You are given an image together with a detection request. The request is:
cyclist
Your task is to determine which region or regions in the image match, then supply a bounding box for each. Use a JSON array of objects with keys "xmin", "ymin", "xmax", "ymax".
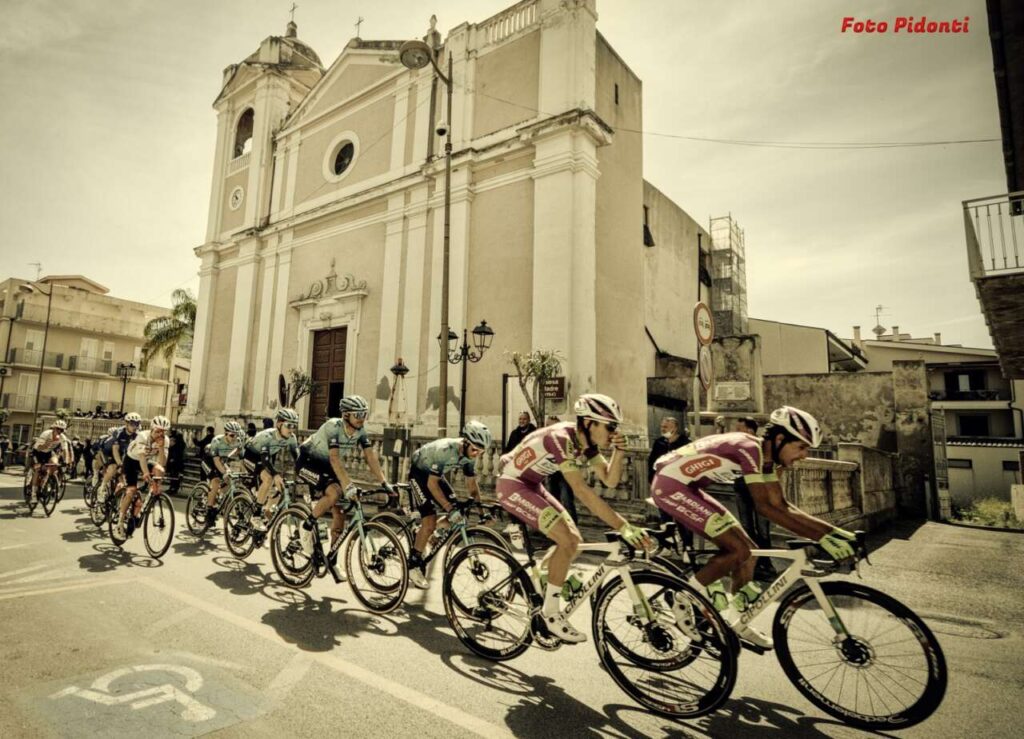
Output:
[
  {"xmin": 295, "ymin": 395, "xmax": 392, "ymax": 560},
  {"xmin": 497, "ymin": 393, "xmax": 652, "ymax": 644},
  {"xmin": 98, "ymin": 413, "xmax": 141, "ymax": 502},
  {"xmin": 200, "ymin": 420, "xmax": 246, "ymax": 527},
  {"xmin": 29, "ymin": 419, "xmax": 69, "ymax": 502},
  {"xmin": 650, "ymin": 405, "xmax": 857, "ymax": 648},
  {"xmin": 89, "ymin": 426, "xmax": 119, "ymax": 490},
  {"xmin": 244, "ymin": 408, "xmax": 300, "ymax": 531},
  {"xmin": 115, "ymin": 415, "xmax": 171, "ymax": 539},
  {"xmin": 406, "ymin": 420, "xmax": 491, "ymax": 589}
]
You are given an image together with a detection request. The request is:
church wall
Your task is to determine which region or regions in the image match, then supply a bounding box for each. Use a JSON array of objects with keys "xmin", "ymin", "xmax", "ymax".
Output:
[
  {"xmin": 594, "ymin": 34, "xmax": 646, "ymax": 426},
  {"xmin": 292, "ymin": 96, "xmax": 396, "ymax": 207},
  {"xmin": 472, "ymin": 30, "xmax": 541, "ymax": 138},
  {"xmin": 293, "ymin": 200, "xmax": 388, "ymax": 241},
  {"xmin": 465, "ymin": 176, "xmax": 535, "ymax": 420},
  {"xmin": 220, "ymin": 169, "xmax": 249, "ymax": 235},
  {"xmin": 403, "ymin": 83, "xmax": 419, "ymax": 167},
  {"xmin": 243, "ymin": 264, "xmax": 266, "ymax": 411},
  {"xmin": 203, "ymin": 265, "xmax": 238, "ymax": 412},
  {"xmin": 302, "ymin": 64, "xmax": 395, "ymax": 122}
]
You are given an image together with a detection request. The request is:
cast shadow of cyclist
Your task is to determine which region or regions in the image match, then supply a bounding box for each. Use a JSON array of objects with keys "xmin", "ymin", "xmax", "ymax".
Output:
[
  {"xmin": 0, "ymin": 502, "xmax": 26, "ymax": 520},
  {"xmin": 77, "ymin": 542, "xmax": 164, "ymax": 573},
  {"xmin": 61, "ymin": 519, "xmax": 111, "ymax": 543},
  {"xmin": 260, "ymin": 590, "xmax": 396, "ymax": 652},
  {"xmin": 171, "ymin": 529, "xmax": 225, "ymax": 558},
  {"xmin": 680, "ymin": 694, "xmax": 899, "ymax": 738},
  {"xmin": 206, "ymin": 555, "xmax": 303, "ymax": 601}
]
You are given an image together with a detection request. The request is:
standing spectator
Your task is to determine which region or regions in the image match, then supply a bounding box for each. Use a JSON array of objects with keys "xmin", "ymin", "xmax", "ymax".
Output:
[
  {"xmin": 246, "ymin": 421, "xmax": 258, "ymax": 439},
  {"xmin": 542, "ymin": 415, "xmax": 578, "ymax": 524},
  {"xmin": 503, "ymin": 411, "xmax": 537, "ymax": 453},
  {"xmin": 195, "ymin": 426, "xmax": 215, "ymax": 458},
  {"xmin": 647, "ymin": 416, "xmax": 689, "ymax": 482},
  {"xmin": 262, "ymin": 417, "xmax": 274, "ymax": 430},
  {"xmin": 733, "ymin": 416, "xmax": 758, "ymax": 435},
  {"xmin": 82, "ymin": 437, "xmax": 94, "ymax": 481},
  {"xmin": 166, "ymin": 430, "xmax": 186, "ymax": 494},
  {"xmin": 72, "ymin": 437, "xmax": 85, "ymax": 478},
  {"xmin": 0, "ymin": 433, "xmax": 9, "ymax": 471}
]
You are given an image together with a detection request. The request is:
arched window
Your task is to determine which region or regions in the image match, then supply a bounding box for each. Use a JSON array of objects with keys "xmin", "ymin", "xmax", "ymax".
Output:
[{"xmin": 233, "ymin": 108, "xmax": 254, "ymax": 158}]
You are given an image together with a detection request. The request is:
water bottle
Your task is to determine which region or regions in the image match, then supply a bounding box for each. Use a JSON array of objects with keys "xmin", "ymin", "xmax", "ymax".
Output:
[
  {"xmin": 504, "ymin": 523, "xmax": 524, "ymax": 549},
  {"xmin": 561, "ymin": 572, "xmax": 584, "ymax": 600}
]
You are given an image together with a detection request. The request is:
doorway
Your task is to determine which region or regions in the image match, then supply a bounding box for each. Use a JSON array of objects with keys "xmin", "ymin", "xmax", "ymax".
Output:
[{"xmin": 309, "ymin": 327, "xmax": 347, "ymax": 429}]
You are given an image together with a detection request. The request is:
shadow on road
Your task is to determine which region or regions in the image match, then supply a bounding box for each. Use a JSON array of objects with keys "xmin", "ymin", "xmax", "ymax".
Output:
[
  {"xmin": 61, "ymin": 519, "xmax": 109, "ymax": 544},
  {"xmin": 78, "ymin": 542, "xmax": 164, "ymax": 573},
  {"xmin": 260, "ymin": 591, "xmax": 396, "ymax": 652},
  {"xmin": 0, "ymin": 501, "xmax": 26, "ymax": 520},
  {"xmin": 171, "ymin": 530, "xmax": 223, "ymax": 558},
  {"xmin": 686, "ymin": 694, "xmax": 895, "ymax": 738}
]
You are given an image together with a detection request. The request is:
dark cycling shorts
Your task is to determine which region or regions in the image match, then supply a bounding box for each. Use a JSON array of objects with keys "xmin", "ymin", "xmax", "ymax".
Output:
[
  {"xmin": 32, "ymin": 449, "xmax": 54, "ymax": 466},
  {"xmin": 200, "ymin": 457, "xmax": 222, "ymax": 482},
  {"xmin": 123, "ymin": 457, "xmax": 155, "ymax": 487},
  {"xmin": 409, "ymin": 466, "xmax": 456, "ymax": 518},
  {"xmin": 242, "ymin": 449, "xmax": 269, "ymax": 479},
  {"xmin": 295, "ymin": 449, "xmax": 338, "ymax": 497}
]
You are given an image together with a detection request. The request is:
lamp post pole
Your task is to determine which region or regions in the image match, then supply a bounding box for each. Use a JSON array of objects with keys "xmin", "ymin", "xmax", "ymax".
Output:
[
  {"xmin": 442, "ymin": 320, "xmax": 494, "ymax": 432},
  {"xmin": 29, "ymin": 283, "xmax": 54, "ymax": 435},
  {"xmin": 118, "ymin": 362, "xmax": 137, "ymax": 415}
]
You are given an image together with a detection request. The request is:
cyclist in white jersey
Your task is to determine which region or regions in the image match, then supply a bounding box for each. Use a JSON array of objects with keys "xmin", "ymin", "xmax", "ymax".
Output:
[
  {"xmin": 115, "ymin": 416, "xmax": 170, "ymax": 539},
  {"xmin": 29, "ymin": 419, "xmax": 69, "ymax": 501}
]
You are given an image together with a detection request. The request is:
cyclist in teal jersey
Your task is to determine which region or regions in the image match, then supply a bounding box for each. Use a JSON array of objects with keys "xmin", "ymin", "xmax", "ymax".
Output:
[
  {"xmin": 406, "ymin": 421, "xmax": 491, "ymax": 589},
  {"xmin": 243, "ymin": 408, "xmax": 300, "ymax": 527},
  {"xmin": 200, "ymin": 421, "xmax": 246, "ymax": 526},
  {"xmin": 295, "ymin": 395, "xmax": 392, "ymax": 558}
]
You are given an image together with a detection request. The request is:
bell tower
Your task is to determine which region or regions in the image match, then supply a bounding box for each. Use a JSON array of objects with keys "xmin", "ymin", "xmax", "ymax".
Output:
[{"xmin": 205, "ymin": 20, "xmax": 323, "ymax": 241}]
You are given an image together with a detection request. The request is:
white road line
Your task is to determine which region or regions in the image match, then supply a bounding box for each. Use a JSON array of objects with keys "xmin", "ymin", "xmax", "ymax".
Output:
[
  {"xmin": 144, "ymin": 607, "xmax": 199, "ymax": 637},
  {"xmin": 0, "ymin": 543, "xmax": 31, "ymax": 551},
  {"xmin": 156, "ymin": 650, "xmax": 248, "ymax": 672},
  {"xmin": 267, "ymin": 651, "xmax": 313, "ymax": 695},
  {"xmin": 142, "ymin": 578, "xmax": 514, "ymax": 739},
  {"xmin": 0, "ymin": 562, "xmax": 50, "ymax": 580},
  {"xmin": 0, "ymin": 578, "xmax": 136, "ymax": 602},
  {"xmin": 4, "ymin": 568, "xmax": 76, "ymax": 585}
]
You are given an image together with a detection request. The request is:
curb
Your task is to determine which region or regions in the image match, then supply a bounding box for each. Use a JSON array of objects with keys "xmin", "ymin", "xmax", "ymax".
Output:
[{"xmin": 939, "ymin": 519, "xmax": 1024, "ymax": 535}]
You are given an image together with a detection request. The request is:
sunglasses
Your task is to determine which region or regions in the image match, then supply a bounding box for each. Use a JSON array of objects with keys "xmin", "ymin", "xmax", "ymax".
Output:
[
  {"xmin": 225, "ymin": 432, "xmax": 237, "ymax": 438},
  {"xmin": 348, "ymin": 411, "xmax": 368, "ymax": 420},
  {"xmin": 604, "ymin": 422, "xmax": 619, "ymax": 434},
  {"xmin": 284, "ymin": 422, "xmax": 298, "ymax": 430}
]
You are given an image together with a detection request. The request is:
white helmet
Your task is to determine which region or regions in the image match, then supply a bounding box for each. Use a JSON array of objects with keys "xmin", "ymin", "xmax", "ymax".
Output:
[
  {"xmin": 124, "ymin": 412, "xmax": 142, "ymax": 424},
  {"xmin": 573, "ymin": 393, "xmax": 623, "ymax": 425},
  {"xmin": 150, "ymin": 415, "xmax": 171, "ymax": 430},
  {"xmin": 339, "ymin": 395, "xmax": 370, "ymax": 415},
  {"xmin": 768, "ymin": 406, "xmax": 822, "ymax": 447},
  {"xmin": 52, "ymin": 419, "xmax": 68, "ymax": 430},
  {"xmin": 223, "ymin": 421, "xmax": 244, "ymax": 435},
  {"xmin": 276, "ymin": 407, "xmax": 300, "ymax": 425},
  {"xmin": 462, "ymin": 420, "xmax": 493, "ymax": 450}
]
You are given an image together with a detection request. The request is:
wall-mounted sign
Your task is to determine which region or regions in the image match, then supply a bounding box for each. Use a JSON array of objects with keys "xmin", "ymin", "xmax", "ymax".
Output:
[
  {"xmin": 693, "ymin": 302, "xmax": 715, "ymax": 347},
  {"xmin": 541, "ymin": 376, "xmax": 565, "ymax": 400},
  {"xmin": 698, "ymin": 345, "xmax": 713, "ymax": 390},
  {"xmin": 714, "ymin": 381, "xmax": 750, "ymax": 401}
]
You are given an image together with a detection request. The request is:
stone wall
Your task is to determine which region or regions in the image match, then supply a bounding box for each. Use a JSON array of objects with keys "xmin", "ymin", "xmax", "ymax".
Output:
[
  {"xmin": 892, "ymin": 360, "xmax": 933, "ymax": 515},
  {"xmin": 838, "ymin": 442, "xmax": 898, "ymax": 526}
]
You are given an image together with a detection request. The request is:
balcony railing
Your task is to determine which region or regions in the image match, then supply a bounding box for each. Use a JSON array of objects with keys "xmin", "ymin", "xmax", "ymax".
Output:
[
  {"xmin": 68, "ymin": 355, "xmax": 115, "ymax": 375},
  {"xmin": 963, "ymin": 192, "xmax": 1024, "ymax": 277},
  {"xmin": 19, "ymin": 303, "xmax": 150, "ymax": 337},
  {"xmin": 928, "ymin": 389, "xmax": 1011, "ymax": 401},
  {"xmin": 7, "ymin": 348, "xmax": 66, "ymax": 369}
]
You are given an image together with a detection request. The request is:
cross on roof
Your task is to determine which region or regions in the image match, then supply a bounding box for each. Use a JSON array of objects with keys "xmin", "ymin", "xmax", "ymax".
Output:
[
  {"xmin": 355, "ymin": 16, "xmax": 364, "ymax": 37},
  {"xmin": 289, "ymin": 3, "xmax": 297, "ymax": 22}
]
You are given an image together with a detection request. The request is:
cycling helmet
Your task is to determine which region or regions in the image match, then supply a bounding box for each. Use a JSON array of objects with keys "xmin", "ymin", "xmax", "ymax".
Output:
[
  {"xmin": 275, "ymin": 407, "xmax": 300, "ymax": 425},
  {"xmin": 462, "ymin": 420, "xmax": 493, "ymax": 450},
  {"xmin": 768, "ymin": 406, "xmax": 822, "ymax": 447},
  {"xmin": 223, "ymin": 420, "xmax": 244, "ymax": 435},
  {"xmin": 51, "ymin": 419, "xmax": 68, "ymax": 430},
  {"xmin": 124, "ymin": 412, "xmax": 142, "ymax": 424},
  {"xmin": 150, "ymin": 415, "xmax": 171, "ymax": 430},
  {"xmin": 573, "ymin": 393, "xmax": 623, "ymax": 425},
  {"xmin": 339, "ymin": 395, "xmax": 370, "ymax": 415}
]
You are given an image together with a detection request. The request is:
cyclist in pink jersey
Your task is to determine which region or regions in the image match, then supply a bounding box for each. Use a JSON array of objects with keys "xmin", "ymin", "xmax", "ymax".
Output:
[
  {"xmin": 651, "ymin": 406, "xmax": 857, "ymax": 648},
  {"xmin": 497, "ymin": 393, "xmax": 651, "ymax": 644}
]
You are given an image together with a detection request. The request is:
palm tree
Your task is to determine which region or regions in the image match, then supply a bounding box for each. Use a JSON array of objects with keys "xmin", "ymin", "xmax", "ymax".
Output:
[{"xmin": 142, "ymin": 289, "xmax": 196, "ymax": 364}]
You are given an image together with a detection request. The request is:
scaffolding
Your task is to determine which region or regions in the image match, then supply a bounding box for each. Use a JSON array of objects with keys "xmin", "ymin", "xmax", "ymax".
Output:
[{"xmin": 709, "ymin": 215, "xmax": 748, "ymax": 336}]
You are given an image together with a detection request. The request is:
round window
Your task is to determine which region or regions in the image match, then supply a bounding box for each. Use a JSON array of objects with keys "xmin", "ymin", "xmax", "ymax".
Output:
[{"xmin": 333, "ymin": 142, "xmax": 355, "ymax": 176}]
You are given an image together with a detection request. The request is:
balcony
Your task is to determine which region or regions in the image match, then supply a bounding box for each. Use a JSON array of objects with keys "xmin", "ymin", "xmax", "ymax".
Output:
[
  {"xmin": 19, "ymin": 303, "xmax": 150, "ymax": 338},
  {"xmin": 0, "ymin": 394, "xmax": 73, "ymax": 413},
  {"xmin": 68, "ymin": 355, "xmax": 116, "ymax": 375},
  {"xmin": 7, "ymin": 348, "xmax": 66, "ymax": 370},
  {"xmin": 963, "ymin": 192, "xmax": 1024, "ymax": 378}
]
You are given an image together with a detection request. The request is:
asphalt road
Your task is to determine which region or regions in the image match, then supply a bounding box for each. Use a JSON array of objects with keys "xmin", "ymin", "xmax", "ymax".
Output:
[{"xmin": 0, "ymin": 471, "xmax": 1021, "ymax": 738}]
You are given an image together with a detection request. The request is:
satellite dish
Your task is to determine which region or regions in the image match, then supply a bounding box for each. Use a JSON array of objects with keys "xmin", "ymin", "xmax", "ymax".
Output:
[{"xmin": 278, "ymin": 374, "xmax": 288, "ymax": 407}]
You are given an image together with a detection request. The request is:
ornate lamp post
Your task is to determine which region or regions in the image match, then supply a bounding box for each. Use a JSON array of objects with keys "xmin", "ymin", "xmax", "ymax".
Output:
[
  {"xmin": 117, "ymin": 362, "xmax": 137, "ymax": 415},
  {"xmin": 439, "ymin": 320, "xmax": 494, "ymax": 431}
]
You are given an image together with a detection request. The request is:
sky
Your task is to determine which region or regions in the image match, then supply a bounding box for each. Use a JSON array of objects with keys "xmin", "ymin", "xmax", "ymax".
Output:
[{"xmin": 0, "ymin": 0, "xmax": 1005, "ymax": 348}]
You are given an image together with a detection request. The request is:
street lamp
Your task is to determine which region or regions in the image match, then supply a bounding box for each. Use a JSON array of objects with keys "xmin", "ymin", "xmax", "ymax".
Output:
[
  {"xmin": 23, "ymin": 281, "xmax": 54, "ymax": 436},
  {"xmin": 439, "ymin": 320, "xmax": 494, "ymax": 431},
  {"xmin": 117, "ymin": 362, "xmax": 136, "ymax": 415},
  {"xmin": 399, "ymin": 30, "xmax": 455, "ymax": 437}
]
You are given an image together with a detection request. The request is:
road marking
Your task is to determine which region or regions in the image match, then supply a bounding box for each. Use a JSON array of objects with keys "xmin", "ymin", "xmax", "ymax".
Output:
[
  {"xmin": 142, "ymin": 578, "xmax": 515, "ymax": 739},
  {"xmin": 0, "ymin": 562, "xmax": 50, "ymax": 580},
  {"xmin": 0, "ymin": 577, "xmax": 135, "ymax": 602},
  {"xmin": 0, "ymin": 543, "xmax": 30, "ymax": 551},
  {"xmin": 52, "ymin": 664, "xmax": 216, "ymax": 722},
  {"xmin": 267, "ymin": 651, "xmax": 313, "ymax": 696},
  {"xmin": 157, "ymin": 651, "xmax": 247, "ymax": 672},
  {"xmin": 4, "ymin": 568, "xmax": 77, "ymax": 585}
]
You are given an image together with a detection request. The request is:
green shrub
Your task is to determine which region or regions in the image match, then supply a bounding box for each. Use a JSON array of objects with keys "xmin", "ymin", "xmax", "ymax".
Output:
[{"xmin": 952, "ymin": 497, "xmax": 1022, "ymax": 529}]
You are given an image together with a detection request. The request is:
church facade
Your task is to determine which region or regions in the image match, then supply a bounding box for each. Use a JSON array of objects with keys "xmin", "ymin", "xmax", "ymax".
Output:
[{"xmin": 184, "ymin": 0, "xmax": 709, "ymax": 436}]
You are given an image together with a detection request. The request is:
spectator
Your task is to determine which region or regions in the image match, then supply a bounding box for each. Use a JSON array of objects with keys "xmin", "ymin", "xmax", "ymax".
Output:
[
  {"xmin": 543, "ymin": 415, "xmax": 578, "ymax": 524},
  {"xmin": 0, "ymin": 433, "xmax": 8, "ymax": 471},
  {"xmin": 246, "ymin": 422, "xmax": 258, "ymax": 439},
  {"xmin": 166, "ymin": 430, "xmax": 186, "ymax": 494},
  {"xmin": 647, "ymin": 416, "xmax": 689, "ymax": 483},
  {"xmin": 195, "ymin": 426, "xmax": 215, "ymax": 457},
  {"xmin": 262, "ymin": 417, "xmax": 274, "ymax": 430},
  {"xmin": 734, "ymin": 416, "xmax": 758, "ymax": 435},
  {"xmin": 82, "ymin": 437, "xmax": 94, "ymax": 480},
  {"xmin": 503, "ymin": 411, "xmax": 537, "ymax": 453},
  {"xmin": 72, "ymin": 437, "xmax": 84, "ymax": 478}
]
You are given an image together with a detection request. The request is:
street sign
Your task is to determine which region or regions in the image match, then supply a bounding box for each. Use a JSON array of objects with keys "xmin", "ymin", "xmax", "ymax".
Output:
[
  {"xmin": 698, "ymin": 345, "xmax": 713, "ymax": 390},
  {"xmin": 693, "ymin": 302, "xmax": 714, "ymax": 346},
  {"xmin": 541, "ymin": 376, "xmax": 565, "ymax": 400}
]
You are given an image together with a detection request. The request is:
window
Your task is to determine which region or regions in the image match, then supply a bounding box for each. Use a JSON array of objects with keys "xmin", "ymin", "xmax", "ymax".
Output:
[
  {"xmin": 97, "ymin": 382, "xmax": 110, "ymax": 404},
  {"xmin": 322, "ymin": 131, "xmax": 361, "ymax": 183},
  {"xmin": 947, "ymin": 459, "xmax": 972, "ymax": 469},
  {"xmin": 73, "ymin": 379, "xmax": 93, "ymax": 408},
  {"xmin": 25, "ymin": 329, "xmax": 44, "ymax": 350},
  {"xmin": 80, "ymin": 337, "xmax": 98, "ymax": 359},
  {"xmin": 135, "ymin": 386, "xmax": 151, "ymax": 414},
  {"xmin": 1003, "ymin": 461, "xmax": 1021, "ymax": 472},
  {"xmin": 333, "ymin": 143, "xmax": 354, "ymax": 176},
  {"xmin": 234, "ymin": 108, "xmax": 254, "ymax": 158},
  {"xmin": 957, "ymin": 414, "xmax": 990, "ymax": 437}
]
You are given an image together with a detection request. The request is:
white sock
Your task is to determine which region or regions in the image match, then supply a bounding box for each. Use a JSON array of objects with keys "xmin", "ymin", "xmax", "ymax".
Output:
[{"xmin": 543, "ymin": 583, "xmax": 562, "ymax": 617}]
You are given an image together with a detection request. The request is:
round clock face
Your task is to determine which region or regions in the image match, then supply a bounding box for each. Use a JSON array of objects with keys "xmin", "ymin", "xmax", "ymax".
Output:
[{"xmin": 229, "ymin": 186, "xmax": 244, "ymax": 211}]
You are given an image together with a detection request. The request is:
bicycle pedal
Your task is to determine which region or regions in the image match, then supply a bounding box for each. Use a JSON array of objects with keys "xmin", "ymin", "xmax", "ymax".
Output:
[{"xmin": 529, "ymin": 614, "xmax": 563, "ymax": 651}]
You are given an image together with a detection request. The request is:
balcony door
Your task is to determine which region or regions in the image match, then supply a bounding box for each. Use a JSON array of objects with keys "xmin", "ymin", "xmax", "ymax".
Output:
[{"xmin": 309, "ymin": 327, "xmax": 347, "ymax": 429}]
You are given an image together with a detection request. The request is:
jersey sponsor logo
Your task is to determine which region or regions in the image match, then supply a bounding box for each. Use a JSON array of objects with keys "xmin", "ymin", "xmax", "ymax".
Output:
[
  {"xmin": 668, "ymin": 491, "xmax": 714, "ymax": 517},
  {"xmin": 679, "ymin": 456, "xmax": 721, "ymax": 478},
  {"xmin": 506, "ymin": 491, "xmax": 543, "ymax": 518},
  {"xmin": 514, "ymin": 447, "xmax": 537, "ymax": 469},
  {"xmin": 297, "ymin": 468, "xmax": 320, "ymax": 485}
]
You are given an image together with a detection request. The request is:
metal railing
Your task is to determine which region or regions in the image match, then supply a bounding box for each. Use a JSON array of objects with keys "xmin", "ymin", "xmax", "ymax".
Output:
[
  {"xmin": 68, "ymin": 355, "xmax": 115, "ymax": 375},
  {"xmin": 963, "ymin": 191, "xmax": 1024, "ymax": 277},
  {"xmin": 19, "ymin": 303, "xmax": 150, "ymax": 337},
  {"xmin": 7, "ymin": 348, "xmax": 65, "ymax": 369}
]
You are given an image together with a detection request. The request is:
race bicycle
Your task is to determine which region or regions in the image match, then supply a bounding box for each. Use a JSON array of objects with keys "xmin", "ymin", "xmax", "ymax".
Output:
[
  {"xmin": 108, "ymin": 476, "xmax": 176, "ymax": 559},
  {"xmin": 24, "ymin": 462, "xmax": 62, "ymax": 517},
  {"xmin": 184, "ymin": 471, "xmax": 255, "ymax": 538},
  {"xmin": 222, "ymin": 477, "xmax": 310, "ymax": 559},
  {"xmin": 442, "ymin": 518, "xmax": 737, "ymax": 719},
  {"xmin": 270, "ymin": 485, "xmax": 408, "ymax": 614}
]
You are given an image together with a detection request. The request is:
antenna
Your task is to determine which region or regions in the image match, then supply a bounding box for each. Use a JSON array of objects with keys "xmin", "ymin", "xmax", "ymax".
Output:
[
  {"xmin": 28, "ymin": 262, "xmax": 42, "ymax": 281},
  {"xmin": 870, "ymin": 304, "xmax": 890, "ymax": 337},
  {"xmin": 355, "ymin": 16, "xmax": 364, "ymax": 38}
]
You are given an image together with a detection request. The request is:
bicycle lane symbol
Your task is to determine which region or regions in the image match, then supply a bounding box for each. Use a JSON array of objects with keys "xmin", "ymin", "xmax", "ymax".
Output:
[{"xmin": 50, "ymin": 664, "xmax": 216, "ymax": 722}]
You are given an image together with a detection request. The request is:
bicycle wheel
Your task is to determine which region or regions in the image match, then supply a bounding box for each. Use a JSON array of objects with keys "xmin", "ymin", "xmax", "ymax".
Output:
[
  {"xmin": 91, "ymin": 482, "xmax": 113, "ymax": 527},
  {"xmin": 442, "ymin": 543, "xmax": 534, "ymax": 661},
  {"xmin": 270, "ymin": 504, "xmax": 315, "ymax": 588},
  {"xmin": 143, "ymin": 495, "xmax": 175, "ymax": 558},
  {"xmin": 773, "ymin": 581, "xmax": 947, "ymax": 730},
  {"xmin": 56, "ymin": 475, "xmax": 67, "ymax": 503},
  {"xmin": 83, "ymin": 479, "xmax": 97, "ymax": 509},
  {"xmin": 591, "ymin": 570, "xmax": 736, "ymax": 719},
  {"xmin": 41, "ymin": 476, "xmax": 59, "ymax": 517},
  {"xmin": 108, "ymin": 497, "xmax": 130, "ymax": 547},
  {"xmin": 345, "ymin": 520, "xmax": 408, "ymax": 614},
  {"xmin": 23, "ymin": 469, "xmax": 37, "ymax": 514},
  {"xmin": 442, "ymin": 525, "xmax": 510, "ymax": 573},
  {"xmin": 185, "ymin": 482, "xmax": 211, "ymax": 536},
  {"xmin": 370, "ymin": 511, "xmax": 415, "ymax": 553},
  {"xmin": 223, "ymin": 495, "xmax": 257, "ymax": 559}
]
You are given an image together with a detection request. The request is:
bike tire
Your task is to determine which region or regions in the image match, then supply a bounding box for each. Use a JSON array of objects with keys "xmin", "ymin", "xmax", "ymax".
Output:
[
  {"xmin": 56, "ymin": 474, "xmax": 67, "ymax": 503},
  {"xmin": 222, "ymin": 494, "xmax": 257, "ymax": 559},
  {"xmin": 108, "ymin": 500, "xmax": 129, "ymax": 547},
  {"xmin": 41, "ymin": 476, "xmax": 59, "ymax": 517},
  {"xmin": 143, "ymin": 495, "xmax": 175, "ymax": 559},
  {"xmin": 345, "ymin": 520, "xmax": 408, "ymax": 614},
  {"xmin": 773, "ymin": 580, "xmax": 947, "ymax": 731},
  {"xmin": 442, "ymin": 525, "xmax": 511, "ymax": 573},
  {"xmin": 83, "ymin": 480, "xmax": 97, "ymax": 509},
  {"xmin": 23, "ymin": 469, "xmax": 37, "ymax": 514},
  {"xmin": 91, "ymin": 482, "xmax": 114, "ymax": 527},
  {"xmin": 442, "ymin": 542, "xmax": 534, "ymax": 661},
  {"xmin": 370, "ymin": 511, "xmax": 415, "ymax": 553},
  {"xmin": 185, "ymin": 482, "xmax": 211, "ymax": 536},
  {"xmin": 269, "ymin": 503, "xmax": 315, "ymax": 588},
  {"xmin": 591, "ymin": 569, "xmax": 737, "ymax": 719}
]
